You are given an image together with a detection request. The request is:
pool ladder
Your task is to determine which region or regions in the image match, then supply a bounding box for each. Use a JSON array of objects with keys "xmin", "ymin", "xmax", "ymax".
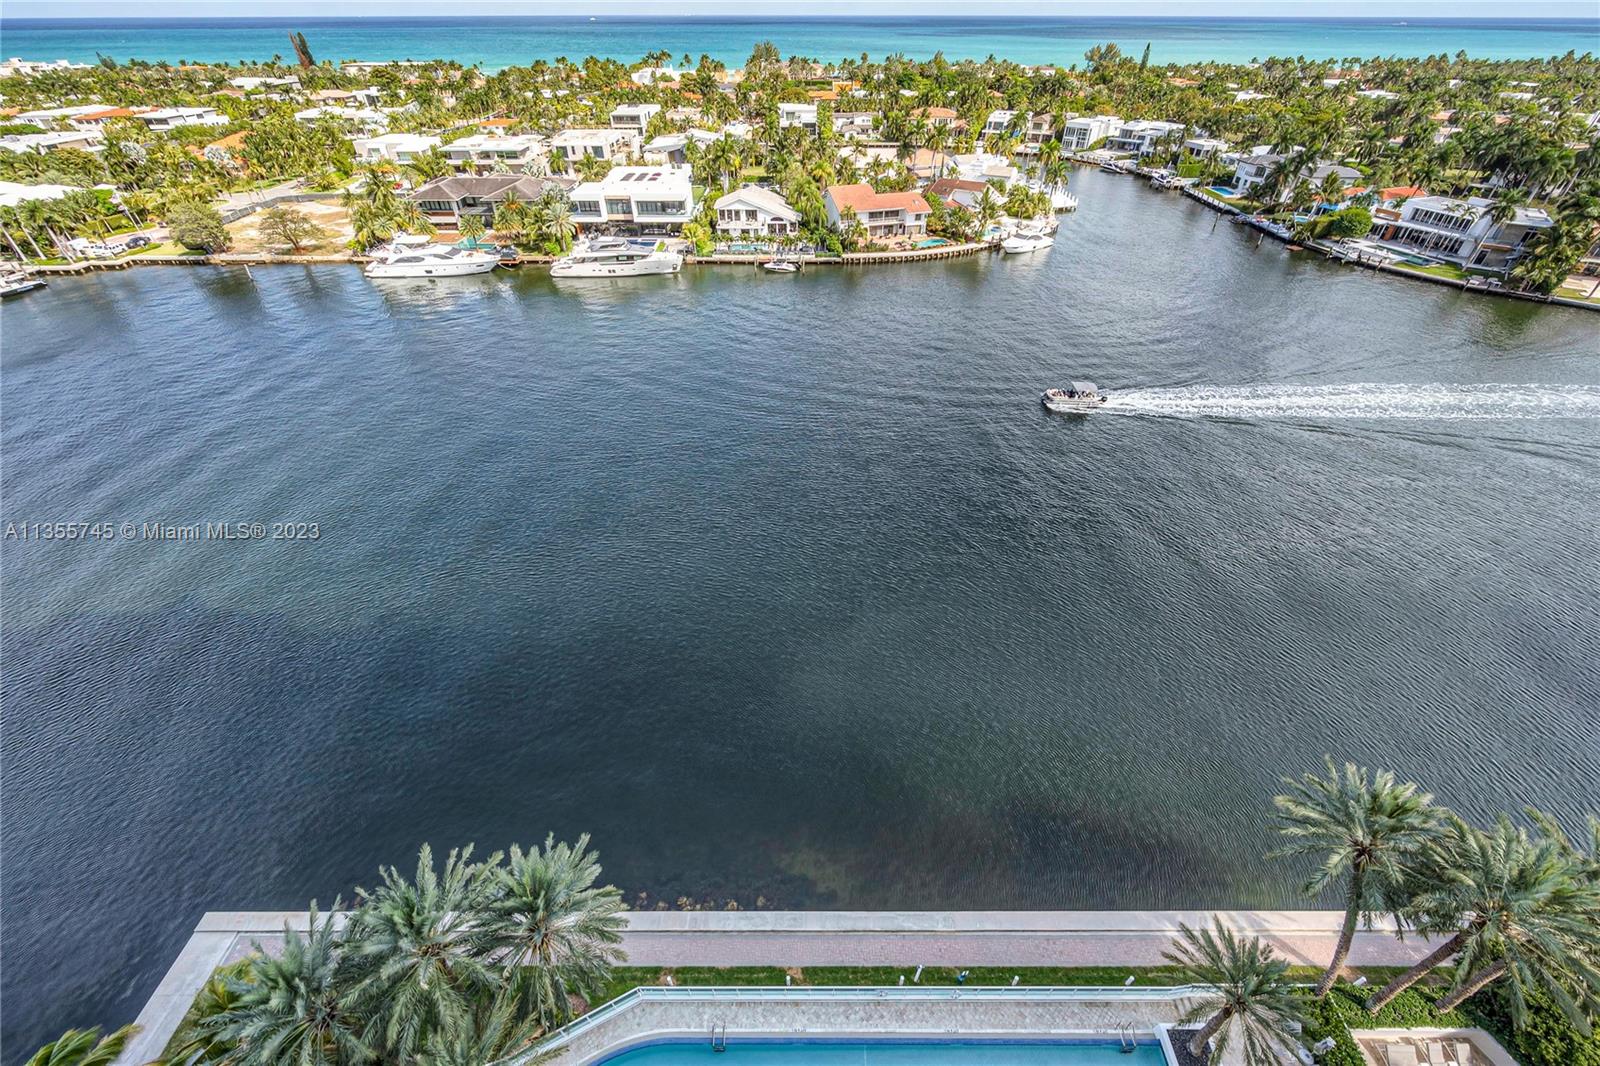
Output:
[
  {"xmin": 1117, "ymin": 1022, "xmax": 1136, "ymax": 1053},
  {"xmin": 710, "ymin": 1023, "xmax": 727, "ymax": 1053}
]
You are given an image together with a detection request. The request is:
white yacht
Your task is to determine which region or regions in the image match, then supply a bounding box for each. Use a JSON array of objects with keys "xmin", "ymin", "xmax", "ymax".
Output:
[
  {"xmin": 1041, "ymin": 382, "xmax": 1108, "ymax": 413},
  {"xmin": 0, "ymin": 269, "xmax": 46, "ymax": 297},
  {"xmin": 1002, "ymin": 226, "xmax": 1055, "ymax": 254},
  {"xmin": 762, "ymin": 257, "xmax": 799, "ymax": 273},
  {"xmin": 549, "ymin": 237, "xmax": 682, "ymax": 278},
  {"xmin": 364, "ymin": 238, "xmax": 499, "ymax": 278}
]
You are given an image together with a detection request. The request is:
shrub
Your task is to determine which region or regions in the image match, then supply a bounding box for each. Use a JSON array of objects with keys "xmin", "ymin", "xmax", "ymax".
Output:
[
  {"xmin": 1329, "ymin": 205, "xmax": 1373, "ymax": 239},
  {"xmin": 1466, "ymin": 985, "xmax": 1600, "ymax": 1066},
  {"xmin": 167, "ymin": 201, "xmax": 229, "ymax": 253}
]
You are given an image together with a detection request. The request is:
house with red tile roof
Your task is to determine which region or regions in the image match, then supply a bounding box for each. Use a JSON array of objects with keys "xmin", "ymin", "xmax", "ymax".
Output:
[{"xmin": 823, "ymin": 183, "xmax": 931, "ymax": 239}]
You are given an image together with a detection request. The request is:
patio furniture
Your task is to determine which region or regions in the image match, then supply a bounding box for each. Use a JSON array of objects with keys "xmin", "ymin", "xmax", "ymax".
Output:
[
  {"xmin": 1428, "ymin": 1041, "xmax": 1460, "ymax": 1066},
  {"xmin": 1384, "ymin": 1045, "xmax": 1420, "ymax": 1066}
]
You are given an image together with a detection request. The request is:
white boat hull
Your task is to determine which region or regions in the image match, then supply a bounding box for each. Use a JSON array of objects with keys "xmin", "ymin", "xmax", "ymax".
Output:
[
  {"xmin": 550, "ymin": 254, "xmax": 681, "ymax": 278},
  {"xmin": 364, "ymin": 258, "xmax": 497, "ymax": 278},
  {"xmin": 1002, "ymin": 235, "xmax": 1054, "ymax": 254}
]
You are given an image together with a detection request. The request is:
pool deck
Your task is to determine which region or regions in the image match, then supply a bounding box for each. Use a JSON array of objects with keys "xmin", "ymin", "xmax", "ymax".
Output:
[{"xmin": 111, "ymin": 909, "xmax": 1440, "ymax": 1066}]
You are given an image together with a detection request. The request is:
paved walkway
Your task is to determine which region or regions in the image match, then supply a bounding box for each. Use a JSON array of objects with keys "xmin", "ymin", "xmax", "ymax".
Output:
[{"xmin": 616, "ymin": 910, "xmax": 1439, "ymax": 969}]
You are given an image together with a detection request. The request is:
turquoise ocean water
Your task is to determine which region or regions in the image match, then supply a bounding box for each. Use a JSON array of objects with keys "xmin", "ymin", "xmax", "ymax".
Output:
[{"xmin": 1, "ymin": 16, "xmax": 1597, "ymax": 69}]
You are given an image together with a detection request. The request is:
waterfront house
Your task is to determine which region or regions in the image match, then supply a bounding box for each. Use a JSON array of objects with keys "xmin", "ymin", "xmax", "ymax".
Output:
[
  {"xmin": 1060, "ymin": 115, "xmax": 1122, "ymax": 151},
  {"xmin": 1015, "ymin": 114, "xmax": 1059, "ymax": 154},
  {"xmin": 1370, "ymin": 194, "xmax": 1554, "ymax": 270},
  {"xmin": 950, "ymin": 152, "xmax": 1021, "ymax": 184},
  {"xmin": 443, "ymin": 133, "xmax": 546, "ymax": 173},
  {"xmin": 823, "ymin": 184, "xmax": 931, "ymax": 239},
  {"xmin": 778, "ymin": 103, "xmax": 819, "ymax": 132},
  {"xmin": 609, "ymin": 103, "xmax": 662, "ymax": 134},
  {"xmin": 568, "ymin": 165, "xmax": 696, "ymax": 235},
  {"xmin": 642, "ymin": 129, "xmax": 720, "ymax": 164},
  {"xmin": 408, "ymin": 174, "xmax": 572, "ymax": 228},
  {"xmin": 551, "ymin": 127, "xmax": 638, "ymax": 164},
  {"xmin": 1106, "ymin": 120, "xmax": 1186, "ymax": 156},
  {"xmin": 926, "ymin": 177, "xmax": 991, "ymax": 211},
  {"xmin": 1231, "ymin": 154, "xmax": 1360, "ymax": 199},
  {"xmin": 352, "ymin": 133, "xmax": 443, "ymax": 165},
  {"xmin": 713, "ymin": 186, "xmax": 802, "ymax": 238},
  {"xmin": 1182, "ymin": 137, "xmax": 1230, "ymax": 157}
]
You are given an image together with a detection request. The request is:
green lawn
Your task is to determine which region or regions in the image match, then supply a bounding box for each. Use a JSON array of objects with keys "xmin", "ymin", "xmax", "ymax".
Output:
[
  {"xmin": 579, "ymin": 963, "xmax": 1413, "ymax": 1009},
  {"xmin": 1394, "ymin": 262, "xmax": 1468, "ymax": 282}
]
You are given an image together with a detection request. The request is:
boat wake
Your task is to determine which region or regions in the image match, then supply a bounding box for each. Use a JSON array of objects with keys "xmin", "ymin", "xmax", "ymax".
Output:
[{"xmin": 1100, "ymin": 383, "xmax": 1600, "ymax": 421}]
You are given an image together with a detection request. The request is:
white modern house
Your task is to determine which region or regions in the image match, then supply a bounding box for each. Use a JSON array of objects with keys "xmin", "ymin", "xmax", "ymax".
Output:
[
  {"xmin": 295, "ymin": 106, "xmax": 389, "ymax": 135},
  {"xmin": 713, "ymin": 186, "xmax": 802, "ymax": 238},
  {"xmin": 443, "ymin": 134, "xmax": 547, "ymax": 172},
  {"xmin": 229, "ymin": 75, "xmax": 300, "ymax": 91},
  {"xmin": 982, "ymin": 109, "xmax": 1019, "ymax": 137},
  {"xmin": 568, "ymin": 165, "xmax": 696, "ymax": 234},
  {"xmin": 1231, "ymin": 154, "xmax": 1361, "ymax": 198},
  {"xmin": 551, "ymin": 128, "xmax": 638, "ymax": 164},
  {"xmin": 1370, "ymin": 194, "xmax": 1554, "ymax": 270},
  {"xmin": 949, "ymin": 151, "xmax": 1021, "ymax": 184},
  {"xmin": 1182, "ymin": 137, "xmax": 1230, "ymax": 157},
  {"xmin": 777, "ymin": 102, "xmax": 819, "ymax": 132},
  {"xmin": 1106, "ymin": 120, "xmax": 1186, "ymax": 156},
  {"xmin": 1059, "ymin": 114, "xmax": 1122, "ymax": 151},
  {"xmin": 1356, "ymin": 89, "xmax": 1401, "ymax": 101},
  {"xmin": 823, "ymin": 183, "xmax": 931, "ymax": 239},
  {"xmin": 15, "ymin": 105, "xmax": 115, "ymax": 128},
  {"xmin": 630, "ymin": 66, "xmax": 679, "ymax": 86},
  {"xmin": 608, "ymin": 103, "xmax": 662, "ymax": 133},
  {"xmin": 352, "ymin": 133, "xmax": 443, "ymax": 165},
  {"xmin": 1, "ymin": 130, "xmax": 105, "ymax": 154},
  {"xmin": 642, "ymin": 129, "xmax": 720, "ymax": 164}
]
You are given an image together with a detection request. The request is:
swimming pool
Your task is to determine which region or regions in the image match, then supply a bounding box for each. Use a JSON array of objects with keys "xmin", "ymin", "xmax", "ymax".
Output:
[
  {"xmin": 915, "ymin": 238, "xmax": 951, "ymax": 248},
  {"xmin": 1207, "ymin": 186, "xmax": 1238, "ymax": 197},
  {"xmin": 594, "ymin": 1039, "xmax": 1166, "ymax": 1064}
]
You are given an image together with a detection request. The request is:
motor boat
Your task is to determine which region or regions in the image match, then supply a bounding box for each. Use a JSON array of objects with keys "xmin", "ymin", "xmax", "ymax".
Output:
[
  {"xmin": 1002, "ymin": 228, "xmax": 1055, "ymax": 254},
  {"xmin": 1041, "ymin": 381, "xmax": 1108, "ymax": 413},
  {"xmin": 364, "ymin": 238, "xmax": 499, "ymax": 278},
  {"xmin": 762, "ymin": 257, "xmax": 799, "ymax": 273},
  {"xmin": 0, "ymin": 269, "xmax": 46, "ymax": 297},
  {"xmin": 550, "ymin": 237, "xmax": 682, "ymax": 278}
]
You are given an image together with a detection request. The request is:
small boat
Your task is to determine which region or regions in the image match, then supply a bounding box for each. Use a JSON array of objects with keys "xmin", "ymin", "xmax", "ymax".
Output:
[
  {"xmin": 1002, "ymin": 230, "xmax": 1055, "ymax": 254},
  {"xmin": 0, "ymin": 269, "xmax": 46, "ymax": 297},
  {"xmin": 762, "ymin": 257, "xmax": 799, "ymax": 273},
  {"xmin": 1041, "ymin": 381, "xmax": 1108, "ymax": 413},
  {"xmin": 364, "ymin": 238, "xmax": 499, "ymax": 278},
  {"xmin": 550, "ymin": 237, "xmax": 682, "ymax": 278}
]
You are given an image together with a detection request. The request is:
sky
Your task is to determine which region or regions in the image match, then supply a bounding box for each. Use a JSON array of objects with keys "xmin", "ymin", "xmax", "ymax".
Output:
[{"xmin": 4, "ymin": 0, "xmax": 1597, "ymax": 19}]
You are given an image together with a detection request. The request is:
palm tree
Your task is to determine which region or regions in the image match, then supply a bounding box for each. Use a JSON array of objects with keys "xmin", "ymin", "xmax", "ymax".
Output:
[
  {"xmin": 26, "ymin": 1025, "xmax": 138, "ymax": 1066},
  {"xmin": 202, "ymin": 902, "xmax": 373, "ymax": 1066},
  {"xmin": 476, "ymin": 834, "xmax": 626, "ymax": 1031},
  {"xmin": 537, "ymin": 196, "xmax": 576, "ymax": 252},
  {"xmin": 413, "ymin": 989, "xmax": 556, "ymax": 1066},
  {"xmin": 1163, "ymin": 919, "xmax": 1306, "ymax": 1064},
  {"xmin": 1369, "ymin": 814, "xmax": 1600, "ymax": 1025},
  {"xmin": 157, "ymin": 961, "xmax": 252, "ymax": 1065},
  {"xmin": 458, "ymin": 213, "xmax": 487, "ymax": 247},
  {"xmin": 1273, "ymin": 759, "xmax": 1441, "ymax": 996},
  {"xmin": 344, "ymin": 845, "xmax": 500, "ymax": 1060}
]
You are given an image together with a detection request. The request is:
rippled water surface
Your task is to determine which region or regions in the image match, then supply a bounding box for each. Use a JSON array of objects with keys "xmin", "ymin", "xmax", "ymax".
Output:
[{"xmin": 3, "ymin": 170, "xmax": 1599, "ymax": 1054}]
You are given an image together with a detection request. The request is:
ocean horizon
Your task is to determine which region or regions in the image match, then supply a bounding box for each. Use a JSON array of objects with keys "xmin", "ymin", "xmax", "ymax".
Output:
[{"xmin": 2, "ymin": 15, "xmax": 1597, "ymax": 68}]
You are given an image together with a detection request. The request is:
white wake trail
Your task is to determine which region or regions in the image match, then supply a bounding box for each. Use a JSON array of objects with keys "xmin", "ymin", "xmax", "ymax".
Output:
[{"xmin": 1100, "ymin": 383, "xmax": 1600, "ymax": 421}]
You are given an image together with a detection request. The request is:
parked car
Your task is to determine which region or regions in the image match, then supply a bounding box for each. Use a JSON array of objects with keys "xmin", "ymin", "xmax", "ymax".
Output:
[
  {"xmin": 497, "ymin": 245, "xmax": 522, "ymax": 262},
  {"xmin": 124, "ymin": 235, "xmax": 151, "ymax": 250}
]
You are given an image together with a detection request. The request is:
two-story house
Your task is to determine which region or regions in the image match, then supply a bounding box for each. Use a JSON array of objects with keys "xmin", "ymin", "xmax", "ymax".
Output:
[
  {"xmin": 408, "ymin": 174, "xmax": 573, "ymax": 228},
  {"xmin": 823, "ymin": 184, "xmax": 931, "ymax": 239},
  {"xmin": 443, "ymin": 134, "xmax": 547, "ymax": 173},
  {"xmin": 608, "ymin": 103, "xmax": 662, "ymax": 134},
  {"xmin": 550, "ymin": 128, "xmax": 638, "ymax": 165},
  {"xmin": 1059, "ymin": 115, "xmax": 1122, "ymax": 151},
  {"xmin": 352, "ymin": 133, "xmax": 444, "ymax": 165},
  {"xmin": 1371, "ymin": 194, "xmax": 1554, "ymax": 270},
  {"xmin": 568, "ymin": 165, "xmax": 696, "ymax": 235},
  {"xmin": 713, "ymin": 186, "xmax": 802, "ymax": 238}
]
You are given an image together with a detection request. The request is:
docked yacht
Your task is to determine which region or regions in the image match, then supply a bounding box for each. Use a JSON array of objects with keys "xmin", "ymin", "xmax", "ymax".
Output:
[
  {"xmin": 364, "ymin": 238, "xmax": 499, "ymax": 278},
  {"xmin": 1002, "ymin": 226, "xmax": 1055, "ymax": 254},
  {"xmin": 549, "ymin": 237, "xmax": 682, "ymax": 278},
  {"xmin": 0, "ymin": 269, "xmax": 46, "ymax": 297},
  {"xmin": 762, "ymin": 257, "xmax": 799, "ymax": 273},
  {"xmin": 1041, "ymin": 381, "xmax": 1108, "ymax": 413}
]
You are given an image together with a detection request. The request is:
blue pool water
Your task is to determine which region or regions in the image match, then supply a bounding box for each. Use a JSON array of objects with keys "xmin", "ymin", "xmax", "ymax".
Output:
[
  {"xmin": 916, "ymin": 238, "xmax": 952, "ymax": 248},
  {"xmin": 596, "ymin": 1040, "xmax": 1165, "ymax": 1064},
  {"xmin": 1207, "ymin": 186, "xmax": 1238, "ymax": 197}
]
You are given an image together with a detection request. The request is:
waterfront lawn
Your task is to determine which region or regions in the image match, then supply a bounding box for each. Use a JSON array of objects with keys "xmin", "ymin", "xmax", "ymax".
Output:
[
  {"xmin": 578, "ymin": 963, "xmax": 1413, "ymax": 1009},
  {"xmin": 1393, "ymin": 262, "xmax": 1468, "ymax": 282}
]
